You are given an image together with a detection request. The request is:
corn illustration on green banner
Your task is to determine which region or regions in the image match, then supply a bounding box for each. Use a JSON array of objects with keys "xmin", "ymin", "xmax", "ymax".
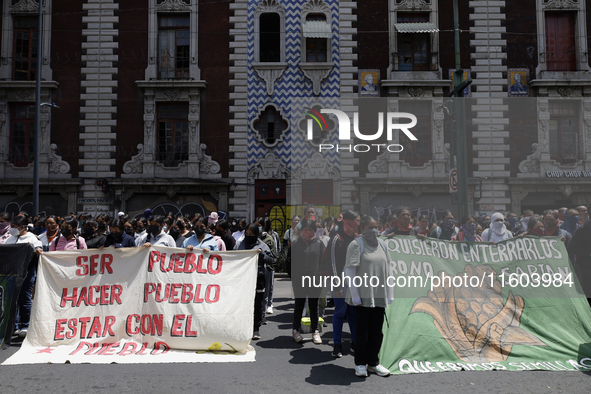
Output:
[{"xmin": 379, "ymin": 235, "xmax": 591, "ymax": 373}]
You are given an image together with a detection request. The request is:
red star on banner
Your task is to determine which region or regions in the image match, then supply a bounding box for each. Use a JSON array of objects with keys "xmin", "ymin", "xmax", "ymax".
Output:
[{"xmin": 35, "ymin": 347, "xmax": 54, "ymax": 354}]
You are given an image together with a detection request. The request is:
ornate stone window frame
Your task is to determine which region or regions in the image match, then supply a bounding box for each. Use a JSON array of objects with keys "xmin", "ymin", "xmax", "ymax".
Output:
[
  {"xmin": 387, "ymin": 0, "xmax": 440, "ymax": 77},
  {"xmin": 252, "ymin": 0, "xmax": 288, "ymax": 96},
  {"xmin": 147, "ymin": 0, "xmax": 199, "ymax": 81},
  {"xmin": 366, "ymin": 96, "xmax": 447, "ymax": 178},
  {"xmin": 535, "ymin": 0, "xmax": 590, "ymax": 77},
  {"xmin": 292, "ymin": 152, "xmax": 340, "ymax": 205},
  {"xmin": 250, "ymin": 103, "xmax": 288, "ymax": 148},
  {"xmin": 298, "ymin": 0, "xmax": 334, "ymax": 96},
  {"xmin": 247, "ymin": 152, "xmax": 291, "ymax": 220}
]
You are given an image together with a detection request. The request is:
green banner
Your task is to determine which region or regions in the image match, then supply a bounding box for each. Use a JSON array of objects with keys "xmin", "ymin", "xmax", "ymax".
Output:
[{"xmin": 379, "ymin": 236, "xmax": 591, "ymax": 373}]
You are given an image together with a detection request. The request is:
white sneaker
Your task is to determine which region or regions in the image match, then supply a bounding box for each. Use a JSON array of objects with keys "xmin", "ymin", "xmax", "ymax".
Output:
[
  {"xmin": 367, "ymin": 364, "xmax": 391, "ymax": 377},
  {"xmin": 355, "ymin": 365, "xmax": 368, "ymax": 377},
  {"xmin": 312, "ymin": 331, "xmax": 322, "ymax": 344},
  {"xmin": 266, "ymin": 306, "xmax": 273, "ymax": 314},
  {"xmin": 292, "ymin": 329, "xmax": 303, "ymax": 343},
  {"xmin": 18, "ymin": 328, "xmax": 28, "ymax": 338}
]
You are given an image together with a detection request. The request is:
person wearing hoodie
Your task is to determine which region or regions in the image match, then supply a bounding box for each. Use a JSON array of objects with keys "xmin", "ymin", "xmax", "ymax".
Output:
[
  {"xmin": 235, "ymin": 224, "xmax": 274, "ymax": 340},
  {"xmin": 182, "ymin": 217, "xmax": 219, "ymax": 251},
  {"xmin": 290, "ymin": 218, "xmax": 326, "ymax": 345},
  {"xmin": 139, "ymin": 215, "xmax": 176, "ymax": 248},
  {"xmin": 481, "ymin": 212, "xmax": 513, "ymax": 243},
  {"xmin": 561, "ymin": 208, "xmax": 580, "ymax": 236},
  {"xmin": 101, "ymin": 218, "xmax": 135, "ymax": 248},
  {"xmin": 324, "ymin": 210, "xmax": 360, "ymax": 358}
]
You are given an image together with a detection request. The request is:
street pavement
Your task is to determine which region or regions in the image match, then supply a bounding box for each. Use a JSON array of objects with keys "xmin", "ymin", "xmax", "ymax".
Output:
[{"xmin": 1, "ymin": 277, "xmax": 591, "ymax": 393}]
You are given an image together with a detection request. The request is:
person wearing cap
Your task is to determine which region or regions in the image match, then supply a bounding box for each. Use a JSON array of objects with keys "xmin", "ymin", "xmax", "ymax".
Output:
[{"xmin": 480, "ymin": 212, "xmax": 513, "ymax": 243}]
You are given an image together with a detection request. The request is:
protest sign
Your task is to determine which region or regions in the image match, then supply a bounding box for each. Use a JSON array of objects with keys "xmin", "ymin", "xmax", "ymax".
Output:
[
  {"xmin": 379, "ymin": 236, "xmax": 591, "ymax": 373},
  {"xmin": 3, "ymin": 247, "xmax": 258, "ymax": 364}
]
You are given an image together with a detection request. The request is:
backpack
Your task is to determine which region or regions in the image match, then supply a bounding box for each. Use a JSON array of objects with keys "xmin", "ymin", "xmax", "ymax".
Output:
[
  {"xmin": 52, "ymin": 233, "xmax": 80, "ymax": 250},
  {"xmin": 355, "ymin": 236, "xmax": 389, "ymax": 257}
]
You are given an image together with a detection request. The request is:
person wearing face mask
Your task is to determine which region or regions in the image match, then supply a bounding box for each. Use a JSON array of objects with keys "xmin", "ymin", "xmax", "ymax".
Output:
[
  {"xmin": 452, "ymin": 216, "xmax": 482, "ymax": 242},
  {"xmin": 208, "ymin": 222, "xmax": 227, "ymax": 251},
  {"xmin": 430, "ymin": 211, "xmax": 459, "ymax": 240},
  {"xmin": 505, "ymin": 212, "xmax": 518, "ymax": 234},
  {"xmin": 32, "ymin": 217, "xmax": 46, "ymax": 236},
  {"xmin": 96, "ymin": 213, "xmax": 111, "ymax": 236},
  {"xmin": 234, "ymin": 224, "xmax": 273, "ymax": 340},
  {"xmin": 577, "ymin": 205, "xmax": 589, "ymax": 226},
  {"xmin": 481, "ymin": 212, "xmax": 513, "ymax": 243},
  {"xmin": 232, "ymin": 219, "xmax": 247, "ymax": 242},
  {"xmin": 411, "ymin": 215, "xmax": 430, "ymax": 238},
  {"xmin": 543, "ymin": 211, "xmax": 570, "ymax": 246},
  {"xmin": 386, "ymin": 208, "xmax": 414, "ymax": 236},
  {"xmin": 324, "ymin": 210, "xmax": 360, "ymax": 358},
  {"xmin": 344, "ymin": 215, "xmax": 393, "ymax": 378},
  {"xmin": 183, "ymin": 217, "xmax": 219, "ymax": 251},
  {"xmin": 289, "ymin": 219, "xmax": 326, "ymax": 345},
  {"xmin": 123, "ymin": 220, "xmax": 136, "ymax": 239},
  {"xmin": 48, "ymin": 217, "xmax": 88, "ymax": 251},
  {"xmin": 513, "ymin": 210, "xmax": 534, "ymax": 236},
  {"xmin": 561, "ymin": 208, "xmax": 580, "ymax": 236},
  {"xmin": 82, "ymin": 220, "xmax": 107, "ymax": 249},
  {"xmin": 0, "ymin": 212, "xmax": 12, "ymax": 244},
  {"xmin": 5, "ymin": 215, "xmax": 42, "ymax": 337},
  {"xmin": 215, "ymin": 219, "xmax": 236, "ymax": 251},
  {"xmin": 171, "ymin": 220, "xmax": 189, "ymax": 248},
  {"xmin": 101, "ymin": 219, "xmax": 135, "ymax": 248},
  {"xmin": 138, "ymin": 215, "xmax": 176, "ymax": 248}
]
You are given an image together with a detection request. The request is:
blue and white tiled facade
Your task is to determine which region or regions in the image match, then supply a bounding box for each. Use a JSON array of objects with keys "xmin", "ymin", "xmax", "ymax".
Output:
[{"xmin": 230, "ymin": 0, "xmax": 358, "ymax": 220}]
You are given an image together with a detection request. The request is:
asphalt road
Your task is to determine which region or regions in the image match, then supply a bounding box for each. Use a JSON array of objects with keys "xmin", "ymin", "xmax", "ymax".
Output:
[{"xmin": 1, "ymin": 277, "xmax": 591, "ymax": 394}]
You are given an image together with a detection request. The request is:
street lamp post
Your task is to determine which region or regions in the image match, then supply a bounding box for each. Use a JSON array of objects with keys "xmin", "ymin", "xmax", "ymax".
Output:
[{"xmin": 33, "ymin": 0, "xmax": 43, "ymax": 216}]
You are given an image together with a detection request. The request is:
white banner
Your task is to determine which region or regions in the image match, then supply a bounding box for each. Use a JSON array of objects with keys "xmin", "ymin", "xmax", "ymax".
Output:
[{"xmin": 3, "ymin": 247, "xmax": 259, "ymax": 364}]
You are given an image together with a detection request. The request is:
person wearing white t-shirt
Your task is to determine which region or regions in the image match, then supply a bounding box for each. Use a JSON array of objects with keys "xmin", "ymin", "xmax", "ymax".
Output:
[{"xmin": 137, "ymin": 215, "xmax": 176, "ymax": 248}]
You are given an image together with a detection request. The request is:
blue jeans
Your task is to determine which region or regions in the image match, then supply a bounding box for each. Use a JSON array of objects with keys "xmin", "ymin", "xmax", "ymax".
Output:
[
  {"xmin": 15, "ymin": 264, "xmax": 36, "ymax": 330},
  {"xmin": 332, "ymin": 290, "xmax": 355, "ymax": 344}
]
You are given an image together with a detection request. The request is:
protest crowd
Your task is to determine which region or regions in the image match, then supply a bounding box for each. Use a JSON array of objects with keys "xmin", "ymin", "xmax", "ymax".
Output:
[{"xmin": 1, "ymin": 202, "xmax": 590, "ymax": 378}]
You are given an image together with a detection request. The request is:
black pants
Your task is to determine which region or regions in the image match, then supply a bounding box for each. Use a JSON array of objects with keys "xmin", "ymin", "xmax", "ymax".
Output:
[
  {"xmin": 353, "ymin": 305, "xmax": 385, "ymax": 367},
  {"xmin": 254, "ymin": 291, "xmax": 264, "ymax": 331},
  {"xmin": 293, "ymin": 297, "xmax": 319, "ymax": 332}
]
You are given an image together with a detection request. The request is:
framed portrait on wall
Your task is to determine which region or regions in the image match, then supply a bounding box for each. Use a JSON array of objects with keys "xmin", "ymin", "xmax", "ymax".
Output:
[{"xmin": 359, "ymin": 69, "xmax": 380, "ymax": 97}]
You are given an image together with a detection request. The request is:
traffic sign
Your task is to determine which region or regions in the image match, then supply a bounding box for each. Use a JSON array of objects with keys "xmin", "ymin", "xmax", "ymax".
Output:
[{"xmin": 449, "ymin": 169, "xmax": 458, "ymax": 193}]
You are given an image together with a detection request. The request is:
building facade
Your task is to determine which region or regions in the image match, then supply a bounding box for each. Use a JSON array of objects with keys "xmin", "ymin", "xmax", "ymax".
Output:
[{"xmin": 0, "ymin": 0, "xmax": 591, "ymax": 224}]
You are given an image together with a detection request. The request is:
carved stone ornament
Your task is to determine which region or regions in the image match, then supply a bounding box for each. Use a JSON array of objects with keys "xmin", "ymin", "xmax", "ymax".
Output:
[
  {"xmin": 146, "ymin": 104, "xmax": 154, "ymax": 114},
  {"xmin": 538, "ymin": 101, "xmax": 548, "ymax": 112},
  {"xmin": 408, "ymin": 87, "xmax": 424, "ymax": 97},
  {"xmin": 49, "ymin": 144, "xmax": 71, "ymax": 175},
  {"xmin": 558, "ymin": 87, "xmax": 573, "ymax": 97},
  {"xmin": 252, "ymin": 64, "xmax": 288, "ymax": 96},
  {"xmin": 199, "ymin": 143, "xmax": 221, "ymax": 175},
  {"xmin": 518, "ymin": 143, "xmax": 541, "ymax": 174},
  {"xmin": 145, "ymin": 121, "xmax": 154, "ymax": 153},
  {"xmin": 164, "ymin": 90, "xmax": 180, "ymax": 101},
  {"xmin": 299, "ymin": 64, "xmax": 334, "ymax": 96},
  {"xmin": 295, "ymin": 153, "xmax": 339, "ymax": 180},
  {"xmin": 123, "ymin": 144, "xmax": 145, "ymax": 175},
  {"xmin": 443, "ymin": 142, "xmax": 454, "ymax": 173},
  {"xmin": 156, "ymin": 0, "xmax": 190, "ymax": 12},
  {"xmin": 543, "ymin": 0, "xmax": 579, "ymax": 9},
  {"xmin": 395, "ymin": 0, "xmax": 431, "ymax": 10},
  {"xmin": 248, "ymin": 152, "xmax": 290, "ymax": 180},
  {"xmin": 190, "ymin": 103, "xmax": 199, "ymax": 114},
  {"xmin": 10, "ymin": 0, "xmax": 39, "ymax": 13},
  {"xmin": 15, "ymin": 90, "xmax": 32, "ymax": 101},
  {"xmin": 302, "ymin": 0, "xmax": 331, "ymax": 15},
  {"xmin": 585, "ymin": 102, "xmax": 591, "ymax": 112},
  {"xmin": 256, "ymin": 0, "xmax": 283, "ymax": 14},
  {"xmin": 368, "ymin": 151, "xmax": 389, "ymax": 174}
]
